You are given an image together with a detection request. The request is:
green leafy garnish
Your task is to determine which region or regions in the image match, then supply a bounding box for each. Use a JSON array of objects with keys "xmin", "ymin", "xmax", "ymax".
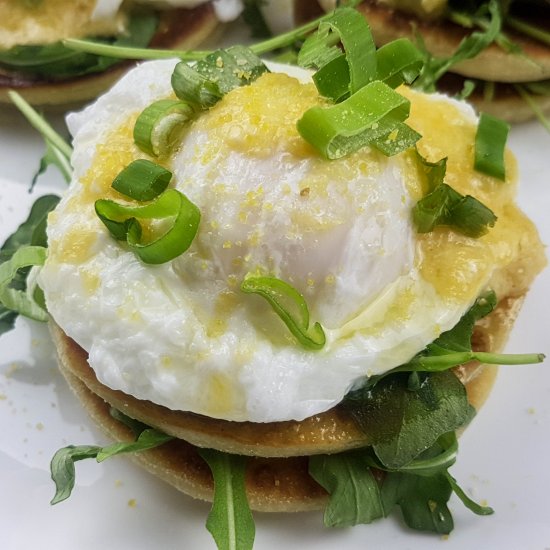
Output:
[
  {"xmin": 171, "ymin": 46, "xmax": 268, "ymax": 110},
  {"xmin": 111, "ymin": 159, "xmax": 172, "ymax": 201},
  {"xmin": 474, "ymin": 112, "xmax": 510, "ymax": 180},
  {"xmin": 50, "ymin": 409, "xmax": 173, "ymax": 505},
  {"xmin": 375, "ymin": 38, "xmax": 424, "ymax": 89},
  {"xmin": 415, "ymin": 0, "xmax": 502, "ymax": 92},
  {"xmin": 413, "ymin": 182, "xmax": 497, "ymax": 237},
  {"xmin": 297, "ymin": 80, "xmax": 420, "ymax": 159},
  {"xmin": 50, "ymin": 445, "xmax": 104, "ymax": 505},
  {"xmin": 0, "ymin": 245, "xmax": 48, "ymax": 323},
  {"xmin": 415, "ymin": 149, "xmax": 447, "ymax": 193},
  {"xmin": 0, "ymin": 13, "xmax": 158, "ymax": 79},
  {"xmin": 311, "ymin": 432, "xmax": 493, "ymax": 534},
  {"xmin": 133, "ymin": 99, "xmax": 195, "ymax": 157},
  {"xmin": 198, "ymin": 449, "xmax": 255, "ymax": 550},
  {"xmin": 240, "ymin": 276, "xmax": 326, "ymax": 350},
  {"xmin": 298, "ymin": 8, "xmax": 377, "ymax": 101},
  {"xmin": 383, "ymin": 471, "xmax": 454, "ymax": 533},
  {"xmin": 309, "ymin": 453, "xmax": 385, "ymax": 527},
  {"xmin": 429, "ymin": 290, "xmax": 496, "ymax": 353},
  {"xmin": 95, "ymin": 188, "xmax": 201, "ymax": 265},
  {"xmin": 345, "ymin": 371, "xmax": 475, "ymax": 469}
]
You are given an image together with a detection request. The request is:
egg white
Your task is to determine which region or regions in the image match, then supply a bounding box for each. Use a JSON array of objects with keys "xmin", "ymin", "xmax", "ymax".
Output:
[{"xmin": 40, "ymin": 60, "xmax": 477, "ymax": 423}]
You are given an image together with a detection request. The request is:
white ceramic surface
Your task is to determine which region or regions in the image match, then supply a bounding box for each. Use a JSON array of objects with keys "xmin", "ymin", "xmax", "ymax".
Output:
[{"xmin": 0, "ymin": 71, "xmax": 549, "ymax": 550}]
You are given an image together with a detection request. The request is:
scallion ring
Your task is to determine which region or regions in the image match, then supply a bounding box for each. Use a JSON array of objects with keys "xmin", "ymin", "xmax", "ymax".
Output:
[
  {"xmin": 240, "ymin": 276, "xmax": 326, "ymax": 350},
  {"xmin": 95, "ymin": 189, "xmax": 200, "ymax": 264},
  {"xmin": 297, "ymin": 80, "xmax": 417, "ymax": 159},
  {"xmin": 474, "ymin": 112, "xmax": 510, "ymax": 181},
  {"xmin": 111, "ymin": 159, "xmax": 172, "ymax": 201},
  {"xmin": 133, "ymin": 99, "xmax": 195, "ymax": 157}
]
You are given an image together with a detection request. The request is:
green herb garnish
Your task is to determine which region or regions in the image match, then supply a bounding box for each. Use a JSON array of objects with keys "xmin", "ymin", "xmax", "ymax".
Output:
[
  {"xmin": 133, "ymin": 99, "xmax": 195, "ymax": 157},
  {"xmin": 0, "ymin": 245, "xmax": 48, "ymax": 323},
  {"xmin": 413, "ymin": 182, "xmax": 497, "ymax": 237},
  {"xmin": 474, "ymin": 112, "xmax": 510, "ymax": 180},
  {"xmin": 240, "ymin": 275, "xmax": 326, "ymax": 350},
  {"xmin": 50, "ymin": 408, "xmax": 173, "ymax": 505},
  {"xmin": 198, "ymin": 449, "xmax": 255, "ymax": 550},
  {"xmin": 95, "ymin": 188, "xmax": 200, "ymax": 265},
  {"xmin": 0, "ymin": 13, "xmax": 158, "ymax": 79},
  {"xmin": 297, "ymin": 80, "xmax": 420, "ymax": 159},
  {"xmin": 309, "ymin": 452, "xmax": 385, "ymax": 527},
  {"xmin": 171, "ymin": 46, "xmax": 268, "ymax": 110},
  {"xmin": 111, "ymin": 159, "xmax": 172, "ymax": 201},
  {"xmin": 414, "ymin": 0, "xmax": 502, "ymax": 92}
]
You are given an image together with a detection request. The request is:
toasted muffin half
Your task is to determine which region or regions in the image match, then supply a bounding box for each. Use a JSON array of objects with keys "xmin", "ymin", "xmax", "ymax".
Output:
[{"xmin": 50, "ymin": 289, "xmax": 530, "ymax": 512}]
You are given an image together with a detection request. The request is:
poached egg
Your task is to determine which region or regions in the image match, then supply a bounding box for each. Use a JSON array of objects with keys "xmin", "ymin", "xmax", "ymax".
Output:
[{"xmin": 39, "ymin": 59, "xmax": 529, "ymax": 423}]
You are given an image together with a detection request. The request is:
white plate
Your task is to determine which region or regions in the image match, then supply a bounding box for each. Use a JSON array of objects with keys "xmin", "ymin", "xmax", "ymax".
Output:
[{"xmin": 1, "ymin": 70, "xmax": 549, "ymax": 550}]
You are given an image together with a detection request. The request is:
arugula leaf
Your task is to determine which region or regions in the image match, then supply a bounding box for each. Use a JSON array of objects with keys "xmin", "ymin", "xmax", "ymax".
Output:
[
  {"xmin": 345, "ymin": 371, "xmax": 475, "ymax": 469},
  {"xmin": 198, "ymin": 448, "xmax": 255, "ymax": 550},
  {"xmin": 0, "ymin": 13, "xmax": 158, "ymax": 78},
  {"xmin": 382, "ymin": 471, "xmax": 454, "ymax": 534},
  {"xmin": 50, "ymin": 445, "xmax": 102, "ymax": 504},
  {"xmin": 0, "ymin": 195, "xmax": 59, "ymax": 335},
  {"xmin": 50, "ymin": 412, "xmax": 172, "ymax": 504},
  {"xmin": 415, "ymin": 0, "xmax": 502, "ymax": 92},
  {"xmin": 428, "ymin": 291, "xmax": 496, "ymax": 354},
  {"xmin": 97, "ymin": 428, "xmax": 173, "ymax": 462},
  {"xmin": 0, "ymin": 246, "xmax": 48, "ymax": 323},
  {"xmin": 309, "ymin": 453, "xmax": 384, "ymax": 527},
  {"xmin": 1, "ymin": 195, "xmax": 60, "ymax": 252}
]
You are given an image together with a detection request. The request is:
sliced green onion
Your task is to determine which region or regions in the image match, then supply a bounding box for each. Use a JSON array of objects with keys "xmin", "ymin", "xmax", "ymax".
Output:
[
  {"xmin": 111, "ymin": 159, "xmax": 172, "ymax": 201},
  {"xmin": 299, "ymin": 7, "xmax": 377, "ymax": 101},
  {"xmin": 312, "ymin": 55, "xmax": 351, "ymax": 103},
  {"xmin": 474, "ymin": 112, "xmax": 510, "ymax": 181},
  {"xmin": 413, "ymin": 183, "xmax": 497, "ymax": 237},
  {"xmin": 415, "ymin": 150, "xmax": 447, "ymax": 193},
  {"xmin": 372, "ymin": 123, "xmax": 421, "ymax": 157},
  {"xmin": 95, "ymin": 189, "xmax": 200, "ymax": 264},
  {"xmin": 297, "ymin": 80, "xmax": 415, "ymax": 159},
  {"xmin": 171, "ymin": 62, "xmax": 222, "ymax": 109},
  {"xmin": 133, "ymin": 99, "xmax": 195, "ymax": 157},
  {"xmin": 171, "ymin": 46, "xmax": 268, "ymax": 110},
  {"xmin": 375, "ymin": 38, "xmax": 424, "ymax": 89},
  {"xmin": 240, "ymin": 276, "xmax": 326, "ymax": 350},
  {"xmin": 0, "ymin": 245, "xmax": 48, "ymax": 321}
]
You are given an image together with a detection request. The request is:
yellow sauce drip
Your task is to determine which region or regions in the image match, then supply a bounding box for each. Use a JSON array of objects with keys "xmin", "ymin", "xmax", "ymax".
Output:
[
  {"xmin": 400, "ymin": 86, "xmax": 529, "ymax": 303},
  {"xmin": 49, "ymin": 226, "xmax": 97, "ymax": 264},
  {"xmin": 78, "ymin": 114, "xmax": 143, "ymax": 205},
  {"xmin": 198, "ymin": 72, "xmax": 323, "ymax": 159}
]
